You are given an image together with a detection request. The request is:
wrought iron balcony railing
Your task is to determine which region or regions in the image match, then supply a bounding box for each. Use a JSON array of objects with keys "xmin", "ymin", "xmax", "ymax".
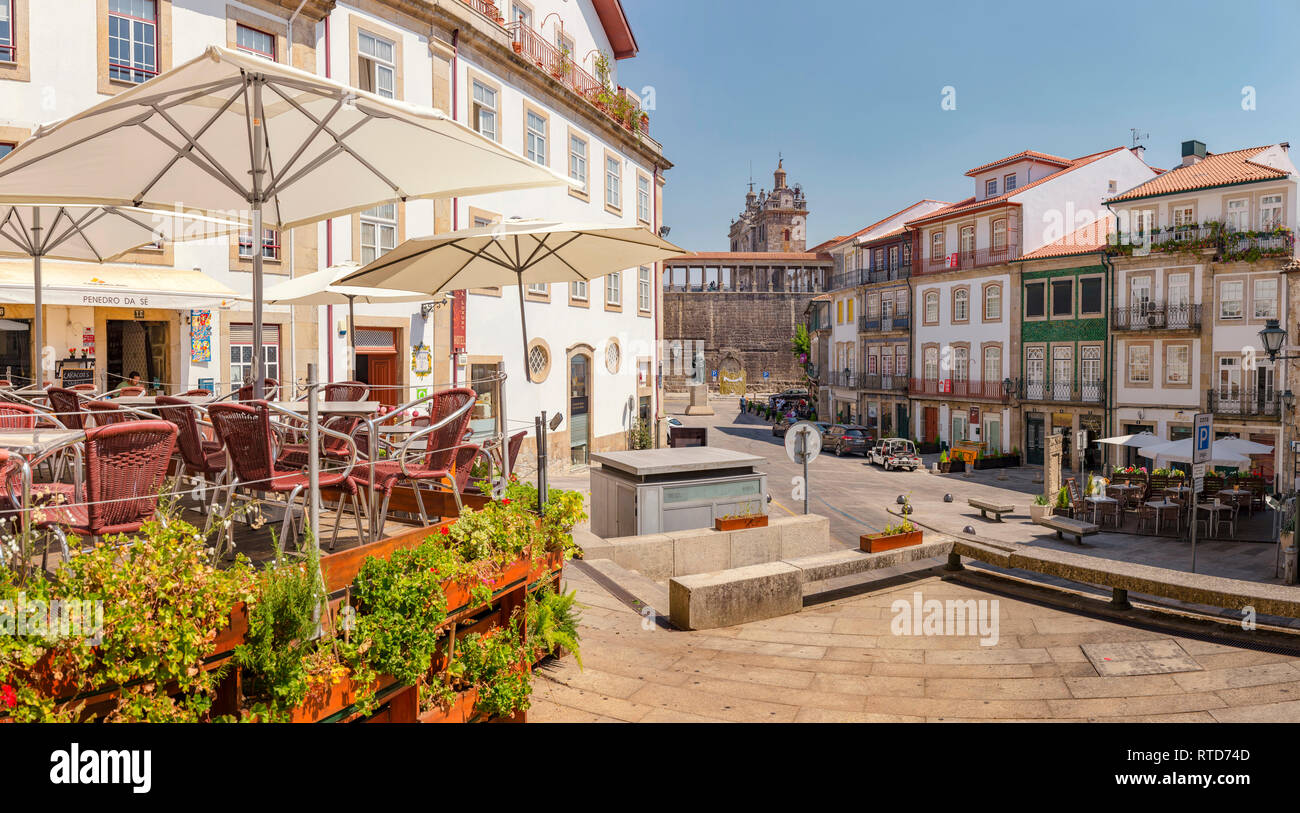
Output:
[{"xmin": 1111, "ymin": 303, "xmax": 1202, "ymax": 331}]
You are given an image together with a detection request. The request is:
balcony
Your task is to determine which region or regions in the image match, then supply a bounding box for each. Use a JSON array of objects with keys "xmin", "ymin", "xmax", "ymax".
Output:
[
  {"xmin": 1111, "ymin": 303, "xmax": 1202, "ymax": 331},
  {"xmin": 1111, "ymin": 224, "xmax": 1294, "ymax": 261},
  {"xmin": 867, "ymin": 264, "xmax": 912, "ymax": 283},
  {"xmin": 921, "ymin": 244, "xmax": 1021, "ymax": 273},
  {"xmin": 860, "ymin": 374, "xmax": 909, "ymax": 393},
  {"xmin": 859, "ymin": 311, "xmax": 910, "ymax": 332},
  {"xmin": 909, "ymin": 377, "xmax": 1008, "ymax": 402},
  {"xmin": 505, "ymin": 20, "xmax": 650, "ymax": 138},
  {"xmin": 1021, "ymin": 378, "xmax": 1105, "ymax": 404},
  {"xmin": 1207, "ymin": 389, "xmax": 1281, "ymax": 419},
  {"xmin": 830, "ymin": 270, "xmax": 865, "ymax": 290},
  {"xmin": 829, "ymin": 371, "xmax": 857, "ymax": 388}
]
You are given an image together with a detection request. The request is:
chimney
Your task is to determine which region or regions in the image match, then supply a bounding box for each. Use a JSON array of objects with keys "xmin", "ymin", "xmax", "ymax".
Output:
[
  {"xmin": 1181, "ymin": 140, "xmax": 1207, "ymax": 167},
  {"xmin": 1130, "ymin": 145, "xmax": 1145, "ymax": 163}
]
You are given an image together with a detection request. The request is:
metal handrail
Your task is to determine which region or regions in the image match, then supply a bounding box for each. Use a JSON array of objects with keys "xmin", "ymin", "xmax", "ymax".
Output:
[
  {"xmin": 394, "ymin": 397, "xmax": 479, "ymax": 481},
  {"xmin": 264, "ymin": 401, "xmax": 361, "ymax": 482}
]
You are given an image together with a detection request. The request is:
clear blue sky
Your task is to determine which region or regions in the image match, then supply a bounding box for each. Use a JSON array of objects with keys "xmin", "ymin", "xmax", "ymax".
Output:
[{"xmin": 619, "ymin": 0, "xmax": 1300, "ymax": 252}]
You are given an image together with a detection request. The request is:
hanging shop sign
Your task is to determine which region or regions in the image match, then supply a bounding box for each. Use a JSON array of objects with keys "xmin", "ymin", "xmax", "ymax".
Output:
[{"xmin": 190, "ymin": 310, "xmax": 211, "ymax": 363}]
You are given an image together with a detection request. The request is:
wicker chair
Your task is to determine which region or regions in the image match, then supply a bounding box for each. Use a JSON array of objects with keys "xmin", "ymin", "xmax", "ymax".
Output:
[
  {"xmin": 1064, "ymin": 478, "xmax": 1086, "ymax": 520},
  {"xmin": 183, "ymin": 389, "xmax": 212, "ymax": 397},
  {"xmin": 325, "ymin": 381, "xmax": 369, "ymax": 402},
  {"xmin": 30, "ymin": 420, "xmax": 177, "ymax": 563},
  {"xmin": 236, "ymin": 378, "xmax": 280, "ymax": 402},
  {"xmin": 352, "ymin": 387, "xmax": 477, "ymax": 538},
  {"xmin": 69, "ymin": 383, "xmax": 97, "ymax": 392},
  {"xmin": 155, "ymin": 396, "xmax": 229, "ymax": 522},
  {"xmin": 0, "ymin": 402, "xmax": 37, "ymax": 430},
  {"xmin": 45, "ymin": 387, "xmax": 87, "ymax": 430},
  {"xmin": 110, "ymin": 386, "xmax": 145, "ymax": 398},
  {"xmin": 83, "ymin": 400, "xmax": 133, "ymax": 427},
  {"xmin": 208, "ymin": 400, "xmax": 364, "ymax": 552}
]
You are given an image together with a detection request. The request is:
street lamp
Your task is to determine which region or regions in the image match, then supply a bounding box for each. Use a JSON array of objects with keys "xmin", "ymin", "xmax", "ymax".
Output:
[{"xmin": 1259, "ymin": 318, "xmax": 1290, "ymax": 362}]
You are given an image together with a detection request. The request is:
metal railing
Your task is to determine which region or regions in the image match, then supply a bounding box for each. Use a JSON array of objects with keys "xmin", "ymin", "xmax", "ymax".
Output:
[
  {"xmin": 459, "ymin": 0, "xmax": 502, "ymax": 19},
  {"xmin": 921, "ymin": 244, "xmax": 1021, "ymax": 273},
  {"xmin": 1021, "ymin": 378, "xmax": 1104, "ymax": 403},
  {"xmin": 1207, "ymin": 388, "xmax": 1281, "ymax": 418},
  {"xmin": 860, "ymin": 310, "xmax": 909, "ymax": 333},
  {"xmin": 867, "ymin": 264, "xmax": 911, "ymax": 283},
  {"xmin": 1111, "ymin": 303, "xmax": 1202, "ymax": 331},
  {"xmin": 909, "ymin": 377, "xmax": 1008, "ymax": 402},
  {"xmin": 830, "ymin": 371, "xmax": 856, "ymax": 388},
  {"xmin": 859, "ymin": 374, "xmax": 909, "ymax": 392}
]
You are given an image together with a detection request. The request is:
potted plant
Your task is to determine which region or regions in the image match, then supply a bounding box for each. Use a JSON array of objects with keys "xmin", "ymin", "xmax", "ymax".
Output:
[
  {"xmin": 1052, "ymin": 486, "xmax": 1072, "ymax": 517},
  {"xmin": 1029, "ymin": 494, "xmax": 1051, "ymax": 523},
  {"xmin": 860, "ymin": 519, "xmax": 923, "ymax": 553},
  {"xmin": 938, "ymin": 449, "xmax": 952, "ymax": 474},
  {"xmin": 715, "ymin": 502, "xmax": 768, "ymax": 532}
]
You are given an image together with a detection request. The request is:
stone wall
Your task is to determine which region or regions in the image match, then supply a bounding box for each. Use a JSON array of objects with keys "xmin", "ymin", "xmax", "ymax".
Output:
[{"xmin": 663, "ymin": 291, "xmax": 814, "ymax": 394}]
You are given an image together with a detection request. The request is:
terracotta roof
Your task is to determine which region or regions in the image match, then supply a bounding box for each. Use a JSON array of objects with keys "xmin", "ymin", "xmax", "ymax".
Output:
[
  {"xmin": 1016, "ymin": 216, "xmax": 1114, "ymax": 261},
  {"xmin": 592, "ymin": 0, "xmax": 638, "ymax": 59},
  {"xmin": 1106, "ymin": 145, "xmax": 1289, "ymax": 202},
  {"xmin": 964, "ymin": 150, "xmax": 1072, "ymax": 177},
  {"xmin": 906, "ymin": 147, "xmax": 1129, "ymax": 227},
  {"xmin": 807, "ymin": 237, "xmax": 849, "ymax": 253},
  {"xmin": 664, "ymin": 251, "xmax": 832, "ymax": 264}
]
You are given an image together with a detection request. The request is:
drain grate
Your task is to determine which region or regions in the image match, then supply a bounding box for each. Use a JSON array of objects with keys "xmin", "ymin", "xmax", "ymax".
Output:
[{"xmin": 1081, "ymin": 639, "xmax": 1204, "ymax": 677}]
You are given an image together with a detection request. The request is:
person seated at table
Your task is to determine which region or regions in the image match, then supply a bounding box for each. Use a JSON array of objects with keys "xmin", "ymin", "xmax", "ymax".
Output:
[{"xmin": 115, "ymin": 371, "xmax": 142, "ymax": 391}]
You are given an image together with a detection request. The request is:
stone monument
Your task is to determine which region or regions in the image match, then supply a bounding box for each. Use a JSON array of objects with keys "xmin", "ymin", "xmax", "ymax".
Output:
[
  {"xmin": 685, "ymin": 384, "xmax": 714, "ymax": 416},
  {"xmin": 1044, "ymin": 433, "xmax": 1063, "ymax": 502}
]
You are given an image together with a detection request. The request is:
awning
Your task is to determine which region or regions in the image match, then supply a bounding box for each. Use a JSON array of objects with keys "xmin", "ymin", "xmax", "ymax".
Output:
[{"xmin": 0, "ymin": 260, "xmax": 241, "ymax": 309}]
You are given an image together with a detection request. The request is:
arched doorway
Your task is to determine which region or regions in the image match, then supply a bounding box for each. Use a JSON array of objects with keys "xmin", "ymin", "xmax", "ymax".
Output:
[{"xmin": 569, "ymin": 352, "xmax": 591, "ymax": 465}]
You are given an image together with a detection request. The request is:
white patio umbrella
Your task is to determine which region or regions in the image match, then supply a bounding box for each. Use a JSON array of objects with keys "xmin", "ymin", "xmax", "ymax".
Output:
[
  {"xmin": 0, "ymin": 46, "xmax": 573, "ymax": 397},
  {"xmin": 1095, "ymin": 431, "xmax": 1163, "ymax": 448},
  {"xmin": 1138, "ymin": 437, "xmax": 1259, "ymax": 468},
  {"xmin": 0, "ymin": 203, "xmax": 238, "ymax": 384},
  {"xmin": 336, "ymin": 219, "xmax": 686, "ymax": 372},
  {"xmin": 263, "ymin": 263, "xmax": 431, "ymax": 379}
]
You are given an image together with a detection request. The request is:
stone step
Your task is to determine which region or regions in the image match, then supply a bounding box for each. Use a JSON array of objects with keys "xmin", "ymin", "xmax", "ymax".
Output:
[{"xmin": 577, "ymin": 557, "xmax": 671, "ymax": 620}]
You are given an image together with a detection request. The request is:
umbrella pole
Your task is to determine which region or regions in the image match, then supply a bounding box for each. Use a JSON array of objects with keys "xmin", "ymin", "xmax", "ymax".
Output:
[
  {"xmin": 348, "ymin": 294, "xmax": 356, "ymax": 382},
  {"xmin": 32, "ymin": 208, "xmax": 41, "ymax": 387},
  {"xmin": 516, "ymin": 276, "xmax": 530, "ymax": 377},
  {"xmin": 251, "ymin": 203, "xmax": 265, "ymax": 400}
]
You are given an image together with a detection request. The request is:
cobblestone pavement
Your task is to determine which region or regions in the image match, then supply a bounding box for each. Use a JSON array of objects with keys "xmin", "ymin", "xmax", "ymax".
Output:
[{"xmin": 531, "ymin": 564, "xmax": 1300, "ymax": 722}]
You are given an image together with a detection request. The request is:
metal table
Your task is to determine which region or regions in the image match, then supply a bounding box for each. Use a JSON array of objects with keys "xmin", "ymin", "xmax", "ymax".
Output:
[{"xmin": 0, "ymin": 428, "xmax": 85, "ymax": 574}]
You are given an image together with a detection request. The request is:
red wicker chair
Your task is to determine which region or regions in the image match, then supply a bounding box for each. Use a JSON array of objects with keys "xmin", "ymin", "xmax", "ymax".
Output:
[
  {"xmin": 325, "ymin": 381, "xmax": 369, "ymax": 402},
  {"xmin": 155, "ymin": 396, "xmax": 228, "ymax": 522},
  {"xmin": 111, "ymin": 386, "xmax": 145, "ymax": 398},
  {"xmin": 353, "ymin": 387, "xmax": 477, "ymax": 537},
  {"xmin": 83, "ymin": 400, "xmax": 133, "ymax": 426},
  {"xmin": 183, "ymin": 388, "xmax": 212, "ymax": 397},
  {"xmin": 46, "ymin": 387, "xmax": 87, "ymax": 430},
  {"xmin": 0, "ymin": 402, "xmax": 38, "ymax": 430},
  {"xmin": 31, "ymin": 420, "xmax": 177, "ymax": 562},
  {"xmin": 209, "ymin": 400, "xmax": 364, "ymax": 551},
  {"xmin": 70, "ymin": 383, "xmax": 97, "ymax": 392},
  {"xmin": 236, "ymin": 378, "xmax": 280, "ymax": 402}
]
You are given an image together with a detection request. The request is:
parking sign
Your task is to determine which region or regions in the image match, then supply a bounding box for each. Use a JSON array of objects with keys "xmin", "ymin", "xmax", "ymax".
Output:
[{"xmin": 1193, "ymin": 412, "xmax": 1213, "ymax": 466}]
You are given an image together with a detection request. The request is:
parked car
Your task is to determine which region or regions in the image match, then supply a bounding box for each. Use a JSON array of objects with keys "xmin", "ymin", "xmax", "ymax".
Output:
[
  {"xmin": 871, "ymin": 438, "xmax": 922, "ymax": 471},
  {"xmin": 812, "ymin": 421, "xmax": 831, "ymax": 436},
  {"xmin": 772, "ymin": 412, "xmax": 797, "ymax": 437},
  {"xmin": 825, "ymin": 424, "xmax": 872, "ymax": 456}
]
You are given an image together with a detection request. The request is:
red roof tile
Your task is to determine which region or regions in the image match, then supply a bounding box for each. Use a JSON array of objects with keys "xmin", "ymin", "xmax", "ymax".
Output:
[
  {"xmin": 964, "ymin": 149, "xmax": 1072, "ymax": 177},
  {"xmin": 1016, "ymin": 216, "xmax": 1114, "ymax": 260},
  {"xmin": 1106, "ymin": 145, "xmax": 1288, "ymax": 202}
]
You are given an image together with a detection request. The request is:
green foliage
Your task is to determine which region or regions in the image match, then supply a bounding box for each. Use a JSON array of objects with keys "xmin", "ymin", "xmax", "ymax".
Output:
[
  {"xmin": 628, "ymin": 417, "xmax": 654, "ymax": 450},
  {"xmin": 0, "ymin": 520, "xmax": 255, "ymax": 722},
  {"xmin": 526, "ymin": 585, "xmax": 582, "ymax": 668},
  {"xmin": 1033, "ymin": 494, "xmax": 1050, "ymax": 506},
  {"xmin": 351, "ymin": 543, "xmax": 454, "ymax": 687},
  {"xmin": 455, "ymin": 616, "xmax": 531, "ymax": 719},
  {"xmin": 790, "ymin": 323, "xmax": 811, "ymax": 358},
  {"xmin": 1055, "ymin": 487, "xmax": 1070, "ymax": 509},
  {"xmin": 881, "ymin": 520, "xmax": 915, "ymax": 536}
]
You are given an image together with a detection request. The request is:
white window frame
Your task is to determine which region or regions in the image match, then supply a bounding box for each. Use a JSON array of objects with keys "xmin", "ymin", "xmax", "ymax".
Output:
[
  {"xmin": 359, "ymin": 203, "xmax": 398, "ymax": 265},
  {"xmin": 1003, "ymin": 173, "xmax": 1016, "ymax": 191},
  {"xmin": 357, "ymin": 30, "xmax": 395, "ymax": 99},
  {"xmin": 605, "ymin": 155, "xmax": 622, "ymax": 209},
  {"xmin": 1260, "ymin": 194, "xmax": 1284, "ymax": 229},
  {"xmin": 1166, "ymin": 344, "xmax": 1190, "ymax": 385},
  {"xmin": 1226, "ymin": 198, "xmax": 1249, "ymax": 231},
  {"xmin": 235, "ymin": 23, "xmax": 276, "ymax": 60},
  {"xmin": 984, "ymin": 284, "xmax": 1001, "ymax": 320},
  {"xmin": 985, "ymin": 178, "xmax": 997, "ymax": 197},
  {"xmin": 108, "ymin": 0, "xmax": 159, "ymax": 84},
  {"xmin": 605, "ymin": 271, "xmax": 621, "ymax": 306},
  {"xmin": 568, "ymin": 133, "xmax": 587, "ymax": 190},
  {"xmin": 1128, "ymin": 345, "xmax": 1151, "ymax": 384},
  {"xmin": 472, "ymin": 80, "xmax": 498, "ymax": 141},
  {"xmin": 570, "ymin": 280, "xmax": 587, "ymax": 301},
  {"xmin": 636, "ymin": 174, "xmax": 651, "ymax": 223},
  {"xmin": 637, "ymin": 266, "xmax": 651, "ymax": 312},
  {"xmin": 1219, "ymin": 280, "xmax": 1244, "ymax": 320},
  {"xmin": 525, "ymin": 110, "xmax": 547, "ymax": 165},
  {"xmin": 1253, "ymin": 277, "xmax": 1278, "ymax": 320}
]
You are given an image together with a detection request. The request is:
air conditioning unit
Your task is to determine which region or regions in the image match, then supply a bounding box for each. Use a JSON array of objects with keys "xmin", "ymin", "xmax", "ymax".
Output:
[{"xmin": 1146, "ymin": 313, "xmax": 1160, "ymax": 328}]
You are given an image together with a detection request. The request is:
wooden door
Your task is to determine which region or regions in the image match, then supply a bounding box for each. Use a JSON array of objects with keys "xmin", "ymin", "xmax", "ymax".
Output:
[
  {"xmin": 367, "ymin": 355, "xmax": 398, "ymax": 409},
  {"xmin": 923, "ymin": 406, "xmax": 938, "ymax": 445}
]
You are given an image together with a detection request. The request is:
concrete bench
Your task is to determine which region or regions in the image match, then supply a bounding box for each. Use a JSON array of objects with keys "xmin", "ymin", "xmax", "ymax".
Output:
[
  {"xmin": 968, "ymin": 498, "xmax": 1014, "ymax": 522},
  {"xmin": 1035, "ymin": 515, "xmax": 1098, "ymax": 545}
]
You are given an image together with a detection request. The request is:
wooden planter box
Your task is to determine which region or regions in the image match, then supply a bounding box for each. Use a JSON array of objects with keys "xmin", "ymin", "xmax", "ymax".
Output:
[
  {"xmin": 860, "ymin": 529, "xmax": 923, "ymax": 553},
  {"xmin": 715, "ymin": 514, "xmax": 768, "ymax": 532},
  {"xmin": 287, "ymin": 673, "xmax": 397, "ymax": 724}
]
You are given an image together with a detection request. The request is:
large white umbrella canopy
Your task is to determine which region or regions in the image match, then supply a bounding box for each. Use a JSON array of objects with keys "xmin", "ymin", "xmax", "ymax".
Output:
[
  {"xmin": 264, "ymin": 263, "xmax": 430, "ymax": 378},
  {"xmin": 337, "ymin": 219, "xmax": 686, "ymax": 371},
  {"xmin": 0, "ymin": 46, "xmax": 573, "ymax": 396},
  {"xmin": 1138, "ymin": 436, "xmax": 1271, "ymax": 468},
  {"xmin": 1095, "ymin": 431, "xmax": 1163, "ymax": 448},
  {"xmin": 0, "ymin": 203, "xmax": 238, "ymax": 384}
]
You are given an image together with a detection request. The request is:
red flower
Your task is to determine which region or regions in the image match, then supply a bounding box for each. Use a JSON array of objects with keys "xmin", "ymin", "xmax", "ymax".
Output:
[
  {"xmin": 439, "ymin": 526, "xmax": 450, "ymax": 535},
  {"xmin": 501, "ymin": 498, "xmax": 511, "ymax": 506},
  {"xmin": 1, "ymin": 684, "xmax": 15, "ymax": 709}
]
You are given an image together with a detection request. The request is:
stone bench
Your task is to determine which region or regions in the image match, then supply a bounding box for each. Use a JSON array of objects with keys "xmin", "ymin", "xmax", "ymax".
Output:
[
  {"xmin": 968, "ymin": 497, "xmax": 1014, "ymax": 522},
  {"xmin": 1035, "ymin": 515, "xmax": 1098, "ymax": 545}
]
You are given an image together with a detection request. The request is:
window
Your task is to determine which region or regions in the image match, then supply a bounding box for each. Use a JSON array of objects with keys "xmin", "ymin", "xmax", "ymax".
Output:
[
  {"xmin": 985, "ymin": 178, "xmax": 997, "ymax": 197},
  {"xmin": 525, "ymin": 110, "xmax": 547, "ymax": 164},
  {"xmin": 952, "ymin": 346, "xmax": 969, "ymax": 382},
  {"xmin": 924, "ymin": 291, "xmax": 939, "ymax": 323},
  {"xmin": 1081, "ymin": 346, "xmax": 1102, "ymax": 387},
  {"xmin": 527, "ymin": 282, "xmax": 549, "ymax": 295},
  {"xmin": 984, "ymin": 284, "xmax": 1001, "ymax": 320},
  {"xmin": 1130, "ymin": 275, "xmax": 1152, "ymax": 311},
  {"xmin": 511, "ymin": 2, "xmax": 532, "ymax": 26},
  {"xmin": 605, "ymin": 155, "xmax": 621, "ymax": 210},
  {"xmin": 888, "ymin": 245, "xmax": 899, "ymax": 270},
  {"xmin": 1026, "ymin": 346, "xmax": 1045, "ymax": 385},
  {"xmin": 527, "ymin": 343, "xmax": 548, "ymax": 382},
  {"xmin": 0, "ymin": 0, "xmax": 14, "ymax": 62},
  {"xmin": 1219, "ymin": 280, "xmax": 1243, "ymax": 320},
  {"xmin": 847, "ymin": 297, "xmax": 854, "ymax": 321},
  {"xmin": 108, "ymin": 0, "xmax": 158, "ymax": 84},
  {"xmin": 638, "ymin": 266, "xmax": 651, "ymax": 312},
  {"xmin": 984, "ymin": 346, "xmax": 1002, "ymax": 383},
  {"xmin": 1226, "ymin": 198, "xmax": 1249, "ymax": 231},
  {"xmin": 357, "ymin": 31, "xmax": 395, "ymax": 98},
  {"xmin": 359, "ymin": 203, "xmax": 397, "ymax": 264},
  {"xmin": 636, "ymin": 174, "xmax": 651, "ymax": 223},
  {"xmin": 1024, "ymin": 280, "xmax": 1046, "ymax": 318},
  {"xmin": 1134, "ymin": 210, "xmax": 1152, "ymax": 238},
  {"xmin": 472, "ymin": 80, "xmax": 497, "ymax": 141},
  {"xmin": 235, "ymin": 24, "xmax": 275, "ymax": 60},
  {"xmin": 1004, "ymin": 173, "xmax": 1017, "ymax": 192},
  {"xmin": 1167, "ymin": 272, "xmax": 1190, "ymax": 308},
  {"xmin": 836, "ymin": 301, "xmax": 843, "ymax": 325},
  {"xmin": 1051, "ymin": 278, "xmax": 1072, "ymax": 317},
  {"xmin": 924, "ymin": 346, "xmax": 939, "ymax": 381},
  {"xmin": 959, "ymin": 225, "xmax": 975, "ymax": 256},
  {"xmin": 605, "ymin": 339, "xmax": 620, "ymax": 374},
  {"xmin": 1167, "ymin": 344, "xmax": 1190, "ymax": 385},
  {"xmin": 895, "ymin": 346, "xmax": 907, "ymax": 378},
  {"xmin": 230, "ymin": 323, "xmax": 280, "ymax": 389},
  {"xmin": 931, "ymin": 231, "xmax": 944, "ymax": 259},
  {"xmin": 953, "ymin": 288, "xmax": 969, "ymax": 321},
  {"xmin": 1128, "ymin": 345, "xmax": 1151, "ymax": 384},
  {"xmin": 239, "ymin": 229, "xmax": 281, "ymax": 261},
  {"xmin": 1254, "ymin": 277, "xmax": 1278, "ymax": 320},
  {"xmin": 1260, "ymin": 194, "xmax": 1284, "ymax": 229},
  {"xmin": 571, "ymin": 280, "xmax": 587, "ymax": 301},
  {"xmin": 568, "ymin": 133, "xmax": 587, "ymax": 190},
  {"xmin": 0, "ymin": 143, "xmax": 13, "ymax": 160},
  {"xmin": 868, "ymin": 294, "xmax": 881, "ymax": 317},
  {"xmin": 605, "ymin": 271, "xmax": 621, "ymax": 307},
  {"xmin": 1079, "ymin": 277, "xmax": 1102, "ymax": 315},
  {"xmin": 1173, "ymin": 205, "xmax": 1195, "ymax": 228},
  {"xmin": 1052, "ymin": 346, "xmax": 1072, "ymax": 399},
  {"xmin": 991, "ymin": 218, "xmax": 1007, "ymax": 251}
]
